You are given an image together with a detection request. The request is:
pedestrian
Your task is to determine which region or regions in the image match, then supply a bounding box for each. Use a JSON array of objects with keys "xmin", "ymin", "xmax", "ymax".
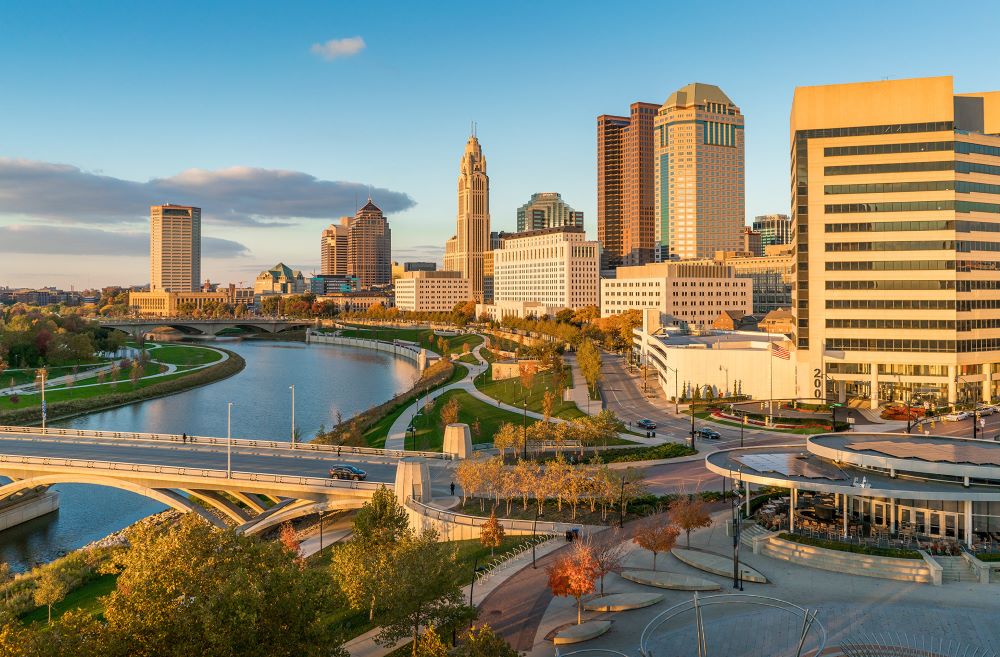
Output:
[
  {"xmin": 182, "ymin": 432, "xmax": 187, "ymax": 444},
  {"xmin": 450, "ymin": 481, "xmax": 456, "ymax": 496}
]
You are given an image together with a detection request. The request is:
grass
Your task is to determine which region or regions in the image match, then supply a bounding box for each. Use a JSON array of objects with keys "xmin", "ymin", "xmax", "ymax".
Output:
[
  {"xmin": 0, "ymin": 364, "xmax": 195, "ymax": 411},
  {"xmin": 406, "ymin": 389, "xmax": 530, "ymax": 451},
  {"xmin": 597, "ymin": 442, "xmax": 696, "ymax": 462},
  {"xmin": 149, "ymin": 343, "xmax": 223, "ymax": 366},
  {"xmin": 338, "ymin": 325, "xmax": 483, "ymax": 356},
  {"xmin": 474, "ymin": 367, "xmax": 585, "ymax": 421},
  {"xmin": 362, "ymin": 363, "xmax": 468, "ymax": 448},
  {"xmin": 777, "ymin": 533, "xmax": 922, "ymax": 560},
  {"xmin": 20, "ymin": 573, "xmax": 118, "ymax": 624},
  {"xmin": 1, "ymin": 361, "xmax": 109, "ymax": 387},
  {"xmin": 692, "ymin": 410, "xmax": 833, "ymax": 435},
  {"xmin": 457, "ymin": 353, "xmax": 478, "ymax": 365}
]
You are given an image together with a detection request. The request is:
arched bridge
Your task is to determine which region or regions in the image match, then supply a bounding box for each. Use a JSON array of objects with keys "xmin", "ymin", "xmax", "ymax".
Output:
[
  {"xmin": 0, "ymin": 426, "xmax": 450, "ymax": 535},
  {"xmin": 99, "ymin": 318, "xmax": 315, "ymax": 339}
]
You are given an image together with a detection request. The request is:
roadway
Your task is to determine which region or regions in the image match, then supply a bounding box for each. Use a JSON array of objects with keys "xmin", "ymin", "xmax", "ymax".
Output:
[{"xmin": 0, "ymin": 432, "xmax": 423, "ymax": 484}]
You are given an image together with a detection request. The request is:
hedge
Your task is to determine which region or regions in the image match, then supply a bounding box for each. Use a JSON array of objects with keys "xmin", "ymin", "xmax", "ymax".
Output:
[
  {"xmin": 0, "ymin": 349, "xmax": 246, "ymax": 426},
  {"xmin": 777, "ymin": 532, "xmax": 922, "ymax": 560}
]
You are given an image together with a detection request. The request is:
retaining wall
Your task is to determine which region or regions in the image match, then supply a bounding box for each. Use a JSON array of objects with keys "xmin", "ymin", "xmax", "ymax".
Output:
[{"xmin": 0, "ymin": 490, "xmax": 59, "ymax": 531}]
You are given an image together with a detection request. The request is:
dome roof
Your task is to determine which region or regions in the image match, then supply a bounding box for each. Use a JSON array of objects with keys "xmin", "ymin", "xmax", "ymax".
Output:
[{"xmin": 664, "ymin": 82, "xmax": 734, "ymax": 109}]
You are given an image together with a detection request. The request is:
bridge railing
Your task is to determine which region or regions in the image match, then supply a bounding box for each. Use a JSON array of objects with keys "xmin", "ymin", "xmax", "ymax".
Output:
[
  {"xmin": 0, "ymin": 453, "xmax": 390, "ymax": 492},
  {"xmin": 405, "ymin": 498, "xmax": 581, "ymax": 534},
  {"xmin": 0, "ymin": 425, "xmax": 451, "ymax": 461}
]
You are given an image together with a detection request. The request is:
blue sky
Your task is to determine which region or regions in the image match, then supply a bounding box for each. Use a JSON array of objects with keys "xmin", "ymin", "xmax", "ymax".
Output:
[{"xmin": 2, "ymin": 0, "xmax": 999, "ymax": 288}]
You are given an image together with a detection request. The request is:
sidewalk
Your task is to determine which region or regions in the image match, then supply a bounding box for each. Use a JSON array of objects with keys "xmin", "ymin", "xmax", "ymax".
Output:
[{"xmin": 563, "ymin": 353, "xmax": 601, "ymax": 417}]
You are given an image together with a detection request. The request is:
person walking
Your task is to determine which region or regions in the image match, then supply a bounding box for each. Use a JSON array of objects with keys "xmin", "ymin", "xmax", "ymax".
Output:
[
  {"xmin": 182, "ymin": 432, "xmax": 187, "ymax": 444},
  {"xmin": 450, "ymin": 481, "xmax": 456, "ymax": 496}
]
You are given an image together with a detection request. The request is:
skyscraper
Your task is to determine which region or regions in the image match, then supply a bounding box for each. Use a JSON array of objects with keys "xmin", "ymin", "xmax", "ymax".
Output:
[
  {"xmin": 348, "ymin": 199, "xmax": 391, "ymax": 289},
  {"xmin": 791, "ymin": 75, "xmax": 1000, "ymax": 408},
  {"xmin": 752, "ymin": 214, "xmax": 792, "ymax": 248},
  {"xmin": 653, "ymin": 83, "xmax": 745, "ymax": 260},
  {"xmin": 597, "ymin": 102, "xmax": 659, "ymax": 268},
  {"xmin": 321, "ymin": 219, "xmax": 349, "ymax": 276},
  {"xmin": 516, "ymin": 192, "xmax": 584, "ymax": 232},
  {"xmin": 444, "ymin": 134, "xmax": 491, "ymax": 301},
  {"xmin": 150, "ymin": 204, "xmax": 200, "ymax": 292}
]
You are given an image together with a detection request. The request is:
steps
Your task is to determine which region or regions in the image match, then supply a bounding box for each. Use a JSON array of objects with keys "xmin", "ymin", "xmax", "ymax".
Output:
[
  {"xmin": 935, "ymin": 555, "xmax": 979, "ymax": 583},
  {"xmin": 740, "ymin": 523, "xmax": 772, "ymax": 549},
  {"xmin": 759, "ymin": 536, "xmax": 933, "ymax": 583}
]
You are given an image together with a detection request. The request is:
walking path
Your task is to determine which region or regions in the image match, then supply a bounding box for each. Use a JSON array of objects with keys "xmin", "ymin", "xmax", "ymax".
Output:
[{"xmin": 563, "ymin": 353, "xmax": 601, "ymax": 417}]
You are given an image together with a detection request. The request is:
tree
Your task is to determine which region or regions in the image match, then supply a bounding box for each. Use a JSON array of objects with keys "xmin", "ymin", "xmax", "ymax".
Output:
[
  {"xmin": 577, "ymin": 338, "xmax": 602, "ymax": 400},
  {"xmin": 471, "ymin": 418, "xmax": 482, "ymax": 442},
  {"xmin": 670, "ymin": 495, "xmax": 713, "ymax": 547},
  {"xmin": 129, "ymin": 359, "xmax": 142, "ymax": 388},
  {"xmin": 415, "ymin": 626, "xmax": 450, "ymax": 657},
  {"xmin": 588, "ymin": 530, "xmax": 627, "ymax": 596},
  {"xmin": 375, "ymin": 528, "xmax": 473, "ymax": 657},
  {"xmin": 632, "ymin": 520, "xmax": 680, "ymax": 570},
  {"xmin": 455, "ymin": 458, "xmax": 485, "ymax": 506},
  {"xmin": 330, "ymin": 535, "xmax": 396, "ymax": 623},
  {"xmin": 480, "ymin": 511, "xmax": 505, "ymax": 556},
  {"xmin": 0, "ymin": 609, "xmax": 104, "ymax": 657},
  {"xmin": 278, "ymin": 522, "xmax": 301, "ymax": 558},
  {"xmin": 546, "ymin": 541, "xmax": 598, "ymax": 625},
  {"xmin": 440, "ymin": 395, "xmax": 460, "ymax": 427},
  {"xmin": 455, "ymin": 624, "xmax": 522, "ymax": 657},
  {"xmin": 34, "ymin": 569, "xmax": 69, "ymax": 624},
  {"xmin": 542, "ymin": 389, "xmax": 556, "ymax": 421},
  {"xmin": 492, "ymin": 422, "xmax": 521, "ymax": 461},
  {"xmin": 353, "ymin": 484, "xmax": 410, "ymax": 545},
  {"xmin": 518, "ymin": 363, "xmax": 536, "ymax": 395}
]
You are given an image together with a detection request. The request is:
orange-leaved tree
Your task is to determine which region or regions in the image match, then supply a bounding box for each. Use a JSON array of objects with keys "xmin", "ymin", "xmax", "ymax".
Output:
[
  {"xmin": 632, "ymin": 519, "xmax": 680, "ymax": 571},
  {"xmin": 480, "ymin": 511, "xmax": 505, "ymax": 556},
  {"xmin": 547, "ymin": 541, "xmax": 598, "ymax": 625},
  {"xmin": 670, "ymin": 495, "xmax": 712, "ymax": 547}
]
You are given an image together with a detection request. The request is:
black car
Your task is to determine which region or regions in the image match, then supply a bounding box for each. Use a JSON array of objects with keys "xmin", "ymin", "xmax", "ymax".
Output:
[
  {"xmin": 695, "ymin": 427, "xmax": 721, "ymax": 440},
  {"xmin": 328, "ymin": 464, "xmax": 368, "ymax": 480},
  {"xmin": 636, "ymin": 418, "xmax": 657, "ymax": 430}
]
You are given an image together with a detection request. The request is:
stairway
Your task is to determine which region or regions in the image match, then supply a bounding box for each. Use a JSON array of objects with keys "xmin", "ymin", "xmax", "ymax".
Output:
[
  {"xmin": 935, "ymin": 555, "xmax": 979, "ymax": 583},
  {"xmin": 739, "ymin": 522, "xmax": 773, "ymax": 548}
]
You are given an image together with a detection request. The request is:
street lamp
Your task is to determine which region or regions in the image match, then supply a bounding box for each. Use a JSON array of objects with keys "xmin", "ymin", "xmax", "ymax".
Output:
[
  {"xmin": 522, "ymin": 399, "xmax": 528, "ymax": 459},
  {"xmin": 35, "ymin": 368, "xmax": 48, "ymax": 430},
  {"xmin": 661, "ymin": 363, "xmax": 680, "ymax": 415},
  {"xmin": 227, "ymin": 402, "xmax": 234, "ymax": 478},
  {"xmin": 289, "ymin": 384, "xmax": 296, "ymax": 447},
  {"xmin": 719, "ymin": 365, "xmax": 729, "ymax": 398},
  {"xmin": 730, "ymin": 467, "xmax": 744, "ymax": 591}
]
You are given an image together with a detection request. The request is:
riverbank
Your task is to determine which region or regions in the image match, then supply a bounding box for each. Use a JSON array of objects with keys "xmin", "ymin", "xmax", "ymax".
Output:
[{"xmin": 0, "ymin": 346, "xmax": 245, "ymax": 426}]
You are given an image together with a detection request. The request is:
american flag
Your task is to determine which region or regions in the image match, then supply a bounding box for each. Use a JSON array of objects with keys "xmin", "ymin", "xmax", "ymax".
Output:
[{"xmin": 770, "ymin": 342, "xmax": 790, "ymax": 360}]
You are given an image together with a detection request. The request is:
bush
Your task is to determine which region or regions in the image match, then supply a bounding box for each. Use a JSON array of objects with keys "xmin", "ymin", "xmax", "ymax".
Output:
[
  {"xmin": 600, "ymin": 443, "xmax": 696, "ymax": 463},
  {"xmin": 777, "ymin": 533, "xmax": 922, "ymax": 560}
]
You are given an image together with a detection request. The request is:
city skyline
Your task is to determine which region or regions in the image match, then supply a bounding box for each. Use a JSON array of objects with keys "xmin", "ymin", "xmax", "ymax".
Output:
[{"xmin": 2, "ymin": 1, "xmax": 1000, "ymax": 289}]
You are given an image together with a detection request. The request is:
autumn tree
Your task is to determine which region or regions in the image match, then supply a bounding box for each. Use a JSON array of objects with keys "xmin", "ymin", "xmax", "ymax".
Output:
[
  {"xmin": 34, "ymin": 569, "xmax": 69, "ymax": 624},
  {"xmin": 577, "ymin": 338, "xmax": 602, "ymax": 402},
  {"xmin": 415, "ymin": 625, "xmax": 450, "ymax": 657},
  {"xmin": 353, "ymin": 484, "xmax": 410, "ymax": 545},
  {"xmin": 588, "ymin": 530, "xmax": 627, "ymax": 596},
  {"xmin": 278, "ymin": 522, "xmax": 301, "ymax": 558},
  {"xmin": 480, "ymin": 511, "xmax": 505, "ymax": 556},
  {"xmin": 493, "ymin": 422, "xmax": 522, "ymax": 461},
  {"xmin": 542, "ymin": 389, "xmax": 556, "ymax": 421},
  {"xmin": 518, "ymin": 363, "xmax": 536, "ymax": 395},
  {"xmin": 632, "ymin": 520, "xmax": 680, "ymax": 570},
  {"xmin": 546, "ymin": 541, "xmax": 598, "ymax": 625},
  {"xmin": 330, "ymin": 536, "xmax": 396, "ymax": 622},
  {"xmin": 670, "ymin": 495, "xmax": 713, "ymax": 547},
  {"xmin": 455, "ymin": 624, "xmax": 522, "ymax": 657},
  {"xmin": 440, "ymin": 395, "xmax": 461, "ymax": 427},
  {"xmin": 455, "ymin": 458, "xmax": 485, "ymax": 506}
]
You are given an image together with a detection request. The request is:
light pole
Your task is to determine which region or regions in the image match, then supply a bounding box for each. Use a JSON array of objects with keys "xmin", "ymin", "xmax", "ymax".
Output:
[
  {"xmin": 662, "ymin": 363, "xmax": 680, "ymax": 415},
  {"xmin": 740, "ymin": 413, "xmax": 746, "ymax": 448},
  {"xmin": 522, "ymin": 399, "xmax": 528, "ymax": 460},
  {"xmin": 289, "ymin": 384, "xmax": 296, "ymax": 447},
  {"xmin": 719, "ymin": 365, "xmax": 730, "ymax": 398},
  {"xmin": 36, "ymin": 368, "xmax": 48, "ymax": 430},
  {"xmin": 227, "ymin": 402, "xmax": 234, "ymax": 478},
  {"xmin": 730, "ymin": 468, "xmax": 744, "ymax": 591}
]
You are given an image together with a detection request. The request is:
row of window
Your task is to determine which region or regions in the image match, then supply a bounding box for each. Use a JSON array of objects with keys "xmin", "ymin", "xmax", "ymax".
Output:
[
  {"xmin": 825, "ymin": 181, "xmax": 1000, "ymax": 196},
  {"xmin": 795, "ymin": 121, "xmax": 953, "ymax": 140},
  {"xmin": 825, "ymin": 240, "xmax": 955, "ymax": 251},
  {"xmin": 824, "ymin": 141, "xmax": 953, "ymax": 157},
  {"xmin": 825, "ymin": 161, "xmax": 954, "ymax": 176},
  {"xmin": 956, "ymin": 142, "xmax": 1000, "ymax": 158},
  {"xmin": 825, "ymin": 220, "xmax": 1000, "ymax": 233},
  {"xmin": 826, "ymin": 319, "xmax": 955, "ymax": 330},
  {"xmin": 826, "ymin": 280, "xmax": 954, "ymax": 290},
  {"xmin": 826, "ymin": 260, "xmax": 953, "ymax": 271},
  {"xmin": 825, "ymin": 338, "xmax": 958, "ymax": 353},
  {"xmin": 825, "ymin": 299, "xmax": 956, "ymax": 310},
  {"xmin": 827, "ymin": 200, "xmax": 1000, "ymax": 214}
]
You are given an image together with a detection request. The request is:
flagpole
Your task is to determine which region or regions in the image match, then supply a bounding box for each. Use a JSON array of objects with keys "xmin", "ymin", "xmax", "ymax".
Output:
[{"xmin": 769, "ymin": 343, "xmax": 774, "ymax": 426}]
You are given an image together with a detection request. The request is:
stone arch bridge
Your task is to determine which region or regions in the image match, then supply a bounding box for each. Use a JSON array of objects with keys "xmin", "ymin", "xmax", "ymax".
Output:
[{"xmin": 99, "ymin": 318, "xmax": 315, "ymax": 339}]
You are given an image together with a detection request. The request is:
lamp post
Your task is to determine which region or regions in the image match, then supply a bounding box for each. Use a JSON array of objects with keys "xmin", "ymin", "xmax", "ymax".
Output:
[
  {"xmin": 36, "ymin": 368, "xmax": 48, "ymax": 430},
  {"xmin": 522, "ymin": 399, "xmax": 528, "ymax": 460},
  {"xmin": 740, "ymin": 413, "xmax": 746, "ymax": 448},
  {"xmin": 531, "ymin": 505, "xmax": 541, "ymax": 568},
  {"xmin": 662, "ymin": 363, "xmax": 680, "ymax": 415},
  {"xmin": 319, "ymin": 510, "xmax": 325, "ymax": 553},
  {"xmin": 289, "ymin": 385, "xmax": 296, "ymax": 447},
  {"xmin": 719, "ymin": 364, "xmax": 730, "ymax": 398},
  {"xmin": 226, "ymin": 402, "xmax": 234, "ymax": 478},
  {"xmin": 731, "ymin": 470, "xmax": 744, "ymax": 591}
]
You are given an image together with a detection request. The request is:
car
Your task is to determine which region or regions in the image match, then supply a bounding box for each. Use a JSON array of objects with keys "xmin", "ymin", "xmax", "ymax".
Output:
[
  {"xmin": 695, "ymin": 427, "xmax": 721, "ymax": 440},
  {"xmin": 945, "ymin": 411, "xmax": 971, "ymax": 422},
  {"xmin": 328, "ymin": 464, "xmax": 367, "ymax": 481},
  {"xmin": 636, "ymin": 418, "xmax": 657, "ymax": 430},
  {"xmin": 977, "ymin": 406, "xmax": 996, "ymax": 417}
]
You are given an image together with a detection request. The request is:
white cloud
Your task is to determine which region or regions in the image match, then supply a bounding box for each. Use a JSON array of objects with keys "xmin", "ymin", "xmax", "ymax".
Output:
[
  {"xmin": 0, "ymin": 158, "xmax": 415, "ymax": 228},
  {"xmin": 0, "ymin": 224, "xmax": 250, "ymax": 258},
  {"xmin": 310, "ymin": 36, "xmax": 366, "ymax": 61}
]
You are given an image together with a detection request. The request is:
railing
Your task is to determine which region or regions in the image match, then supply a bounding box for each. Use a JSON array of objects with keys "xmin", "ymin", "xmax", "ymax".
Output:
[
  {"xmin": 474, "ymin": 533, "xmax": 554, "ymax": 584},
  {"xmin": 0, "ymin": 425, "xmax": 451, "ymax": 460},
  {"xmin": 406, "ymin": 498, "xmax": 580, "ymax": 534},
  {"xmin": 0, "ymin": 453, "xmax": 389, "ymax": 492}
]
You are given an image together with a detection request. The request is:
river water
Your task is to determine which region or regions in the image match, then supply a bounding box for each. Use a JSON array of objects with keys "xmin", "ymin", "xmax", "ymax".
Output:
[{"xmin": 0, "ymin": 339, "xmax": 419, "ymax": 571}]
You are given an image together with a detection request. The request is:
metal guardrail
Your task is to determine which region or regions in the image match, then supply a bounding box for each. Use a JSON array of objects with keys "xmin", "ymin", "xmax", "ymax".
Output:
[
  {"xmin": 0, "ymin": 452, "xmax": 389, "ymax": 492},
  {"xmin": 406, "ymin": 498, "xmax": 579, "ymax": 534},
  {"xmin": 475, "ymin": 533, "xmax": 554, "ymax": 584},
  {"xmin": 0, "ymin": 425, "xmax": 451, "ymax": 460}
]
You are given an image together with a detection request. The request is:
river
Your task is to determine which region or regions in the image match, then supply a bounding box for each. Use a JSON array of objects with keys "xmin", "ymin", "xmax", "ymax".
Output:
[{"xmin": 0, "ymin": 338, "xmax": 419, "ymax": 571}]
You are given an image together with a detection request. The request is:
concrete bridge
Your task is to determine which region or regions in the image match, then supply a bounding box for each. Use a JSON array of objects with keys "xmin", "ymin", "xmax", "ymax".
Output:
[
  {"xmin": 99, "ymin": 318, "xmax": 315, "ymax": 339},
  {"xmin": 0, "ymin": 426, "xmax": 448, "ymax": 535}
]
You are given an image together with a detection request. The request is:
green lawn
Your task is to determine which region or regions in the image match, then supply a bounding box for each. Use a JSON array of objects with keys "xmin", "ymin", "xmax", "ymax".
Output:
[
  {"xmin": 149, "ymin": 344, "xmax": 223, "ymax": 366},
  {"xmin": 406, "ymin": 389, "xmax": 530, "ymax": 451},
  {"xmin": 475, "ymin": 368, "xmax": 585, "ymax": 421},
  {"xmin": 20, "ymin": 573, "xmax": 117, "ymax": 624},
  {"xmin": 1, "ymin": 361, "xmax": 108, "ymax": 387},
  {"xmin": 339, "ymin": 326, "xmax": 483, "ymax": 356},
  {"xmin": 692, "ymin": 410, "xmax": 833, "ymax": 435},
  {"xmin": 457, "ymin": 353, "xmax": 478, "ymax": 365},
  {"xmin": 362, "ymin": 364, "xmax": 468, "ymax": 448}
]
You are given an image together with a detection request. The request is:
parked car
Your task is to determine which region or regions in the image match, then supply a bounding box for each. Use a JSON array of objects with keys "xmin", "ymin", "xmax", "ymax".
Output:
[
  {"xmin": 977, "ymin": 406, "xmax": 996, "ymax": 417},
  {"xmin": 636, "ymin": 418, "xmax": 657, "ymax": 430},
  {"xmin": 695, "ymin": 427, "xmax": 721, "ymax": 440},
  {"xmin": 328, "ymin": 464, "xmax": 368, "ymax": 481},
  {"xmin": 945, "ymin": 411, "xmax": 971, "ymax": 422}
]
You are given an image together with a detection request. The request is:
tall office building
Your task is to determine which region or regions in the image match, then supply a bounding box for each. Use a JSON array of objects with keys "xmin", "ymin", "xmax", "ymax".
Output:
[
  {"xmin": 597, "ymin": 102, "xmax": 659, "ymax": 268},
  {"xmin": 516, "ymin": 192, "xmax": 584, "ymax": 232},
  {"xmin": 444, "ymin": 134, "xmax": 491, "ymax": 302},
  {"xmin": 150, "ymin": 204, "xmax": 200, "ymax": 292},
  {"xmin": 348, "ymin": 199, "xmax": 392, "ymax": 289},
  {"xmin": 791, "ymin": 75, "xmax": 1000, "ymax": 408},
  {"xmin": 653, "ymin": 83, "xmax": 745, "ymax": 261},
  {"xmin": 321, "ymin": 219, "xmax": 349, "ymax": 276},
  {"xmin": 752, "ymin": 213, "xmax": 792, "ymax": 247}
]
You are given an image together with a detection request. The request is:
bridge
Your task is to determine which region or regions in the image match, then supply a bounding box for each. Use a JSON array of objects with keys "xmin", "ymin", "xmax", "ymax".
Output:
[
  {"xmin": 99, "ymin": 318, "xmax": 315, "ymax": 339},
  {"xmin": 0, "ymin": 426, "xmax": 450, "ymax": 535}
]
